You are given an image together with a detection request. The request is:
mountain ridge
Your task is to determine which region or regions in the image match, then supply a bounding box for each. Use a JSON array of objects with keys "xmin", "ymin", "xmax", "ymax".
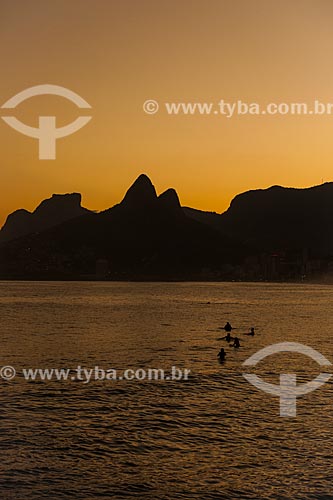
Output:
[{"xmin": 1, "ymin": 176, "xmax": 333, "ymax": 280}]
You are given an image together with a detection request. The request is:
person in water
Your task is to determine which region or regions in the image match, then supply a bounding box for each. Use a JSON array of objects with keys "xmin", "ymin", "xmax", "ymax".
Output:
[
  {"xmin": 218, "ymin": 348, "xmax": 226, "ymax": 361},
  {"xmin": 245, "ymin": 327, "xmax": 255, "ymax": 336},
  {"xmin": 224, "ymin": 322, "xmax": 232, "ymax": 332},
  {"xmin": 231, "ymin": 337, "xmax": 241, "ymax": 348},
  {"xmin": 222, "ymin": 332, "xmax": 232, "ymax": 342}
]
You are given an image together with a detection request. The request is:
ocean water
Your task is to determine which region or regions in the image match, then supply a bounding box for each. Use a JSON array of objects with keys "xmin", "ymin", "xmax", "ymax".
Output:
[{"xmin": 1, "ymin": 281, "xmax": 333, "ymax": 500}]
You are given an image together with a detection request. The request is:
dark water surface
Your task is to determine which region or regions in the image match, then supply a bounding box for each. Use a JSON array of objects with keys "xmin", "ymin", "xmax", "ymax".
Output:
[{"xmin": 1, "ymin": 281, "xmax": 333, "ymax": 499}]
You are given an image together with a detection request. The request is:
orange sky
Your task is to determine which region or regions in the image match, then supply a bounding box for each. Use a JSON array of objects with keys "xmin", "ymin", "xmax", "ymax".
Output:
[{"xmin": 1, "ymin": 0, "xmax": 333, "ymax": 225}]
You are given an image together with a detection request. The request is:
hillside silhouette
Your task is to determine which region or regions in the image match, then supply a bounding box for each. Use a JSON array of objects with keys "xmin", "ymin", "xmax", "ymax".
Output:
[{"xmin": 1, "ymin": 175, "xmax": 333, "ymax": 280}]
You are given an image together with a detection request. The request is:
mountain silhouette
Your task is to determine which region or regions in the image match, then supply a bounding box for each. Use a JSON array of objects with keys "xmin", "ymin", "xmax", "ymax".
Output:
[
  {"xmin": 222, "ymin": 183, "xmax": 333, "ymax": 255},
  {"xmin": 120, "ymin": 174, "xmax": 157, "ymax": 209},
  {"xmin": 0, "ymin": 175, "xmax": 243, "ymax": 279},
  {"xmin": 193, "ymin": 183, "xmax": 333, "ymax": 256},
  {"xmin": 0, "ymin": 193, "xmax": 90, "ymax": 243},
  {"xmin": 1, "ymin": 176, "xmax": 333, "ymax": 280}
]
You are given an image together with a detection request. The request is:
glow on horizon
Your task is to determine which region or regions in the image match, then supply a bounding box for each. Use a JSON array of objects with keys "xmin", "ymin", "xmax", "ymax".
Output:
[{"xmin": 1, "ymin": 0, "xmax": 333, "ymax": 225}]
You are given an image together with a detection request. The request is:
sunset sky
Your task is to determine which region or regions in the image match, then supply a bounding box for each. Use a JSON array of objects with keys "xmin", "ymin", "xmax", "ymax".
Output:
[{"xmin": 1, "ymin": 0, "xmax": 333, "ymax": 226}]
